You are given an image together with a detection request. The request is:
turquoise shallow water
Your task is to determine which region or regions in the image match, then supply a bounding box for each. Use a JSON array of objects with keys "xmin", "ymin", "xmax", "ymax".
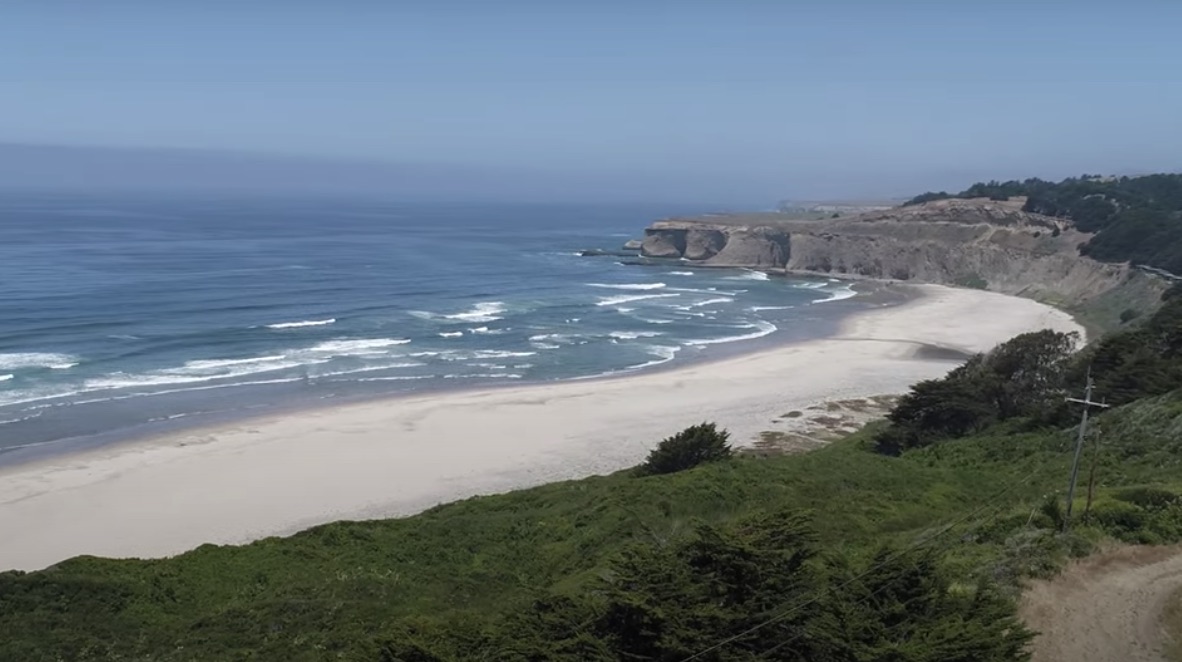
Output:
[{"xmin": 0, "ymin": 193, "xmax": 866, "ymax": 460}]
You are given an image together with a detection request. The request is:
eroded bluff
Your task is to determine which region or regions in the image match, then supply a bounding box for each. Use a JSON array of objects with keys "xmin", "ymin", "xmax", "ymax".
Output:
[{"xmin": 640, "ymin": 199, "xmax": 1144, "ymax": 303}]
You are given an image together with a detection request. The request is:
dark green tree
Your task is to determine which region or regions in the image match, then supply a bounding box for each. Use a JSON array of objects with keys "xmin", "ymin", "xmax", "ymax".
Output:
[
  {"xmin": 639, "ymin": 422, "xmax": 733, "ymax": 476},
  {"xmin": 875, "ymin": 331, "xmax": 1077, "ymax": 454}
]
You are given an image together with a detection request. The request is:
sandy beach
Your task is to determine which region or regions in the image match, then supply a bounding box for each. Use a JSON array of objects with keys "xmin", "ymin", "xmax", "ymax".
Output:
[{"xmin": 0, "ymin": 284, "xmax": 1083, "ymax": 571}]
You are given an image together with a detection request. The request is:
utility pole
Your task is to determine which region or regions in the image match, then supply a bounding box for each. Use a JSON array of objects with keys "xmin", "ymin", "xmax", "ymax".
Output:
[
  {"xmin": 1083, "ymin": 426, "xmax": 1102, "ymax": 523},
  {"xmin": 1063, "ymin": 373, "xmax": 1110, "ymax": 532}
]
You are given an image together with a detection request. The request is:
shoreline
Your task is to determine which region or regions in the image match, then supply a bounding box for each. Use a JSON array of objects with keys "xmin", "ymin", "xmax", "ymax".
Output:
[
  {"xmin": 0, "ymin": 276, "xmax": 896, "ymax": 470},
  {"xmin": 0, "ymin": 284, "xmax": 1083, "ymax": 571}
]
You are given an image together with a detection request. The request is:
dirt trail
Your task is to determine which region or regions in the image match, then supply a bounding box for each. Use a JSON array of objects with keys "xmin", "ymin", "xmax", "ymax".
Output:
[{"xmin": 1021, "ymin": 545, "xmax": 1182, "ymax": 662}]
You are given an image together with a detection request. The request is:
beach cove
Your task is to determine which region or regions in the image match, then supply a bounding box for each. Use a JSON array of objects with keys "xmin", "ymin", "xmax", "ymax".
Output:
[{"xmin": 0, "ymin": 284, "xmax": 1082, "ymax": 570}]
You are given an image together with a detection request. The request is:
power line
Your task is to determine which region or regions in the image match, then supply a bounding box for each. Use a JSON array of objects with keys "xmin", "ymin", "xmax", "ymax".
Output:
[{"xmin": 1063, "ymin": 372, "xmax": 1109, "ymax": 532}]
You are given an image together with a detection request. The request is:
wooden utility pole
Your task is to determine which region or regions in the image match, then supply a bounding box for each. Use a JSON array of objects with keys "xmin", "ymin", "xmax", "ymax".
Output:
[
  {"xmin": 1083, "ymin": 426, "xmax": 1102, "ymax": 523},
  {"xmin": 1063, "ymin": 373, "xmax": 1110, "ymax": 532}
]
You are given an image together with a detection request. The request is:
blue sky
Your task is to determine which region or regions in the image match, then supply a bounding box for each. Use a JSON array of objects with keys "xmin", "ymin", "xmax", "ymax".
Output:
[{"xmin": 1, "ymin": 2, "xmax": 1180, "ymax": 203}]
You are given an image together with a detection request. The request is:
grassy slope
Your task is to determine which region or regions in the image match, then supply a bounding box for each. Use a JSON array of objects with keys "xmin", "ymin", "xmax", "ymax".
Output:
[
  {"xmin": 1057, "ymin": 270, "xmax": 1170, "ymax": 338},
  {"xmin": 3, "ymin": 392, "xmax": 1182, "ymax": 660}
]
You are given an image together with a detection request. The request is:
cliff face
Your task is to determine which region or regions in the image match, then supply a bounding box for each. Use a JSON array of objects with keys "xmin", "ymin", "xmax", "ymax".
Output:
[
  {"xmin": 640, "ymin": 199, "xmax": 1156, "ymax": 305},
  {"xmin": 642, "ymin": 222, "xmax": 789, "ymax": 268}
]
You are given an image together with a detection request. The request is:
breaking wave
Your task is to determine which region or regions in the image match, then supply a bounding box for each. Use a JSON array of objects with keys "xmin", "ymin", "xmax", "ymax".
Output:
[
  {"xmin": 684, "ymin": 320, "xmax": 777, "ymax": 346},
  {"xmin": 265, "ymin": 318, "xmax": 336, "ymax": 329},
  {"xmin": 0, "ymin": 352, "xmax": 78, "ymax": 371},
  {"xmin": 588, "ymin": 282, "xmax": 667, "ymax": 290},
  {"xmin": 813, "ymin": 285, "xmax": 857, "ymax": 303},
  {"xmin": 725, "ymin": 270, "xmax": 769, "ymax": 281},
  {"xmin": 608, "ymin": 331, "xmax": 665, "ymax": 340},
  {"xmin": 596, "ymin": 293, "xmax": 680, "ymax": 307},
  {"xmin": 689, "ymin": 297, "xmax": 734, "ymax": 308},
  {"xmin": 445, "ymin": 301, "xmax": 506, "ymax": 322}
]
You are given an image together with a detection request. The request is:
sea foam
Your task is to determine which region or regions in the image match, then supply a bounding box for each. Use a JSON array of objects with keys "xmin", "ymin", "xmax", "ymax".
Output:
[
  {"xmin": 814, "ymin": 286, "xmax": 857, "ymax": 303},
  {"xmin": 266, "ymin": 318, "xmax": 336, "ymax": 329},
  {"xmin": 596, "ymin": 293, "xmax": 680, "ymax": 307},
  {"xmin": 608, "ymin": 331, "xmax": 665, "ymax": 340},
  {"xmin": 182, "ymin": 355, "xmax": 289, "ymax": 371},
  {"xmin": 726, "ymin": 270, "xmax": 770, "ymax": 281},
  {"xmin": 312, "ymin": 363, "xmax": 425, "ymax": 378},
  {"xmin": 632, "ymin": 345, "xmax": 681, "ymax": 369},
  {"xmin": 684, "ymin": 320, "xmax": 777, "ymax": 346},
  {"xmin": 83, "ymin": 361, "xmax": 311, "ymax": 390},
  {"xmin": 469, "ymin": 349, "xmax": 537, "ymax": 359},
  {"xmin": 689, "ymin": 297, "xmax": 734, "ymax": 308},
  {"xmin": 444, "ymin": 301, "xmax": 506, "ymax": 323},
  {"xmin": 0, "ymin": 352, "xmax": 79, "ymax": 371},
  {"xmin": 588, "ymin": 282, "xmax": 666, "ymax": 290},
  {"xmin": 308, "ymin": 338, "xmax": 411, "ymax": 354}
]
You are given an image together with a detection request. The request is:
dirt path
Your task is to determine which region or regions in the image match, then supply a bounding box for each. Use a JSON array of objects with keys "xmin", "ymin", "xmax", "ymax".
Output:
[{"xmin": 1021, "ymin": 545, "xmax": 1182, "ymax": 662}]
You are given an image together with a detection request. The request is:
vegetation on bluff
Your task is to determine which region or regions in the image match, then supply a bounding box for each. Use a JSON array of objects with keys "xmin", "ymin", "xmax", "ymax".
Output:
[
  {"xmin": 906, "ymin": 173, "xmax": 1182, "ymax": 273},
  {"xmin": 874, "ymin": 329, "xmax": 1079, "ymax": 455},
  {"xmin": 876, "ymin": 292, "xmax": 1182, "ymax": 456}
]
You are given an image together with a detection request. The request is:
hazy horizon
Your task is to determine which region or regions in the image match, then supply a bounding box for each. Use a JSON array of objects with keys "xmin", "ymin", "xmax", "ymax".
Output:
[
  {"xmin": 3, "ymin": 2, "xmax": 1181, "ymax": 205},
  {"xmin": 6, "ymin": 141, "xmax": 1159, "ymax": 207}
]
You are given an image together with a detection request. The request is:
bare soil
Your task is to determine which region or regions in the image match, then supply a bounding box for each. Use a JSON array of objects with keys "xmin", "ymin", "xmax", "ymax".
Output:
[{"xmin": 1021, "ymin": 545, "xmax": 1182, "ymax": 662}]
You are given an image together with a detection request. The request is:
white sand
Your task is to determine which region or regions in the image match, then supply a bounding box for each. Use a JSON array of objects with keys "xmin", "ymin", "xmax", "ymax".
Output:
[{"xmin": 0, "ymin": 285, "xmax": 1083, "ymax": 571}]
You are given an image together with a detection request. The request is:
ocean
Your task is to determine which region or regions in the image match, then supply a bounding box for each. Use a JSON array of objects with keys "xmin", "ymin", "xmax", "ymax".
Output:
[{"xmin": 0, "ymin": 192, "xmax": 868, "ymax": 462}]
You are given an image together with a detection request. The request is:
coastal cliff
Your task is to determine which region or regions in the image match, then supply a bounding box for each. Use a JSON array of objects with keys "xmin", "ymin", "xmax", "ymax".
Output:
[{"xmin": 641, "ymin": 198, "xmax": 1165, "ymax": 313}]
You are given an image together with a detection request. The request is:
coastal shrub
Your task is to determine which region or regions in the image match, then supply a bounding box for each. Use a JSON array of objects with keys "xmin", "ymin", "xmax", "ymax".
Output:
[
  {"xmin": 1089, "ymin": 500, "xmax": 1153, "ymax": 542},
  {"xmin": 1081, "ymin": 489, "xmax": 1182, "ymax": 544},
  {"xmin": 990, "ymin": 528, "xmax": 1093, "ymax": 586},
  {"xmin": 483, "ymin": 513, "xmax": 1033, "ymax": 661},
  {"xmin": 1113, "ymin": 486, "xmax": 1182, "ymax": 510},
  {"xmin": 1084, "ymin": 297, "xmax": 1182, "ymax": 405},
  {"xmin": 954, "ymin": 273, "xmax": 989, "ymax": 290},
  {"xmin": 638, "ymin": 422, "xmax": 732, "ymax": 475},
  {"xmin": 873, "ymin": 378, "xmax": 996, "ymax": 455},
  {"xmin": 875, "ymin": 330, "xmax": 1078, "ymax": 454}
]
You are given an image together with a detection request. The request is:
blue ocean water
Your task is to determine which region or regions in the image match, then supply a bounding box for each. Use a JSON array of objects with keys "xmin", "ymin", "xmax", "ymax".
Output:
[{"xmin": 0, "ymin": 193, "xmax": 865, "ymax": 460}]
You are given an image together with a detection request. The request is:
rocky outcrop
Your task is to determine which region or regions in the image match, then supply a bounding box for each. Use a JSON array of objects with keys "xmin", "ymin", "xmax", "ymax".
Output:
[
  {"xmin": 684, "ymin": 228, "xmax": 726, "ymax": 260},
  {"xmin": 622, "ymin": 239, "xmax": 643, "ymax": 251},
  {"xmin": 642, "ymin": 224, "xmax": 789, "ymax": 268},
  {"xmin": 640, "ymin": 198, "xmax": 1165, "ymax": 307},
  {"xmin": 705, "ymin": 227, "xmax": 790, "ymax": 267},
  {"xmin": 641, "ymin": 226, "xmax": 686, "ymax": 258}
]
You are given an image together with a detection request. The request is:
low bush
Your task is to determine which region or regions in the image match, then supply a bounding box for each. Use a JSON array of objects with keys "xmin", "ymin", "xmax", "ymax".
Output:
[{"xmin": 638, "ymin": 422, "xmax": 732, "ymax": 476}]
